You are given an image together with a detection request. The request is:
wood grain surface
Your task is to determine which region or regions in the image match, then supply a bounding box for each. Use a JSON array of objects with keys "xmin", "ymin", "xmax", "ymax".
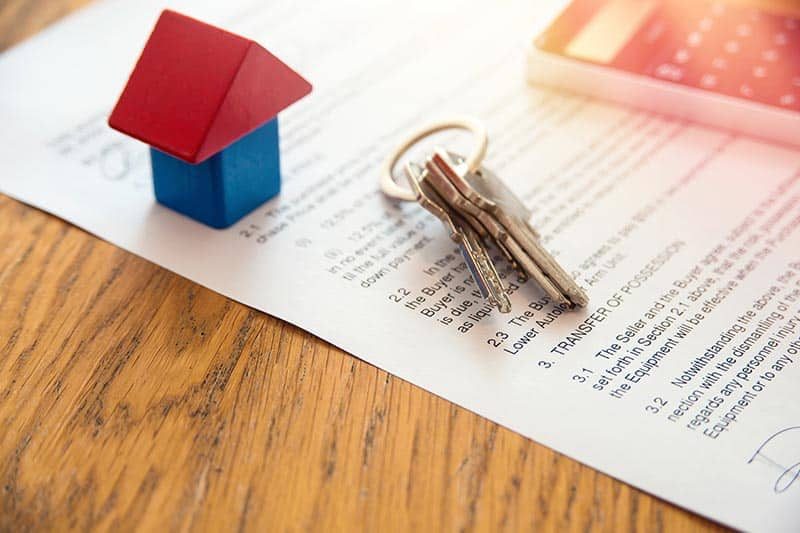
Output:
[{"xmin": 0, "ymin": 2, "xmax": 730, "ymax": 532}]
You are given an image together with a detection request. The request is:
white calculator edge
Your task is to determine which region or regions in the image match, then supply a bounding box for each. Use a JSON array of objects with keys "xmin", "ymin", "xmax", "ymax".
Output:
[{"xmin": 526, "ymin": 37, "xmax": 800, "ymax": 148}]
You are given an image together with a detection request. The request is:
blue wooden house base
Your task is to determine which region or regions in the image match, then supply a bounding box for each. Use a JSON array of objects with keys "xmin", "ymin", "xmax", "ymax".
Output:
[{"xmin": 150, "ymin": 118, "xmax": 281, "ymax": 229}]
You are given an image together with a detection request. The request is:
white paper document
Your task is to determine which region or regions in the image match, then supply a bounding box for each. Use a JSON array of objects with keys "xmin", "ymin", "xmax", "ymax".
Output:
[{"xmin": 2, "ymin": 0, "xmax": 800, "ymax": 530}]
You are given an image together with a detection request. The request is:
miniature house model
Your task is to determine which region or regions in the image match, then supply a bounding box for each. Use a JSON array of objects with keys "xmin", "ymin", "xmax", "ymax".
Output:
[{"xmin": 109, "ymin": 10, "xmax": 311, "ymax": 228}]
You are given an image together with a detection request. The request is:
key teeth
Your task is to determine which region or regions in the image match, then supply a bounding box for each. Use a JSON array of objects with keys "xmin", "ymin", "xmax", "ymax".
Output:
[
  {"xmin": 547, "ymin": 276, "xmax": 589, "ymax": 309},
  {"xmin": 552, "ymin": 284, "xmax": 589, "ymax": 309},
  {"xmin": 568, "ymin": 288, "xmax": 590, "ymax": 309},
  {"xmin": 496, "ymin": 299, "xmax": 512, "ymax": 314}
]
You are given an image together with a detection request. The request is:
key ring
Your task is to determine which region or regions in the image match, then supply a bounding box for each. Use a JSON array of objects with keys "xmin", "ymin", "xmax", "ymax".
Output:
[{"xmin": 380, "ymin": 116, "xmax": 488, "ymax": 202}]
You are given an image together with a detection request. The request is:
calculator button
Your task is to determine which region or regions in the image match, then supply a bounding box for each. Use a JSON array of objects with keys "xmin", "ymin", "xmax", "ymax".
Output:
[
  {"xmin": 780, "ymin": 94, "xmax": 796, "ymax": 107},
  {"xmin": 655, "ymin": 63, "xmax": 684, "ymax": 81},
  {"xmin": 699, "ymin": 17, "xmax": 714, "ymax": 32},
  {"xmin": 753, "ymin": 65, "xmax": 767, "ymax": 78},
  {"xmin": 674, "ymin": 49, "xmax": 691, "ymax": 64},
  {"xmin": 687, "ymin": 31, "xmax": 703, "ymax": 47},
  {"xmin": 700, "ymin": 74, "xmax": 718, "ymax": 88},
  {"xmin": 724, "ymin": 40, "xmax": 741, "ymax": 53},
  {"xmin": 786, "ymin": 19, "xmax": 798, "ymax": 31},
  {"xmin": 736, "ymin": 24, "xmax": 752, "ymax": 38},
  {"xmin": 740, "ymin": 84, "xmax": 754, "ymax": 98},
  {"xmin": 793, "ymin": 78, "xmax": 800, "ymax": 88},
  {"xmin": 774, "ymin": 33, "xmax": 788, "ymax": 46},
  {"xmin": 712, "ymin": 57, "xmax": 728, "ymax": 70},
  {"xmin": 762, "ymin": 49, "xmax": 779, "ymax": 62}
]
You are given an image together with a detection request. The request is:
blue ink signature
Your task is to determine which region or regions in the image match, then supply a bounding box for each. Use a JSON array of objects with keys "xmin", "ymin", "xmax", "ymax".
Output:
[{"xmin": 748, "ymin": 426, "xmax": 800, "ymax": 493}]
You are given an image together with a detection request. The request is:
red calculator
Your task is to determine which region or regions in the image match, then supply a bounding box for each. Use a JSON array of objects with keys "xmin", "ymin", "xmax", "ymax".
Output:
[{"xmin": 528, "ymin": 0, "xmax": 800, "ymax": 146}]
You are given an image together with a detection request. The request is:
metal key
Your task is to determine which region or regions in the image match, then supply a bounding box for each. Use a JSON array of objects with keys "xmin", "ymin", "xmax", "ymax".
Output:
[
  {"xmin": 404, "ymin": 162, "xmax": 512, "ymax": 313},
  {"xmin": 441, "ymin": 151, "xmax": 538, "ymax": 240},
  {"xmin": 433, "ymin": 150, "xmax": 588, "ymax": 306},
  {"xmin": 426, "ymin": 150, "xmax": 588, "ymax": 308},
  {"xmin": 422, "ymin": 155, "xmax": 567, "ymax": 306}
]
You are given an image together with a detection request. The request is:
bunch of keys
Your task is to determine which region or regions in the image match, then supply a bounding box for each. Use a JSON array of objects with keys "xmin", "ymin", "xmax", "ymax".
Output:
[{"xmin": 380, "ymin": 117, "xmax": 588, "ymax": 313}]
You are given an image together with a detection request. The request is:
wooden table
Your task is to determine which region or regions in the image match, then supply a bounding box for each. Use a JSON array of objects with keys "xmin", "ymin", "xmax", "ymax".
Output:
[{"xmin": 0, "ymin": 2, "xmax": 727, "ymax": 531}]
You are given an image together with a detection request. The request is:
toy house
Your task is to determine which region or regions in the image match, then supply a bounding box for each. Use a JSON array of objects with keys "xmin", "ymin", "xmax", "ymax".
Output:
[{"xmin": 108, "ymin": 10, "xmax": 311, "ymax": 228}]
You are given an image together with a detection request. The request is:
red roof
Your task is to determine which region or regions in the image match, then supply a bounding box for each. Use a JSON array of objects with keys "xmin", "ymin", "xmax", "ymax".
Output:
[{"xmin": 109, "ymin": 10, "xmax": 311, "ymax": 164}]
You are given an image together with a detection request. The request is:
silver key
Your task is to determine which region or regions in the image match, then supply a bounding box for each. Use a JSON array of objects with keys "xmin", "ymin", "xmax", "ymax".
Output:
[
  {"xmin": 421, "ymin": 154, "xmax": 527, "ymax": 278},
  {"xmin": 405, "ymin": 162, "xmax": 512, "ymax": 313},
  {"xmin": 427, "ymin": 150, "xmax": 588, "ymax": 308},
  {"xmin": 440, "ymin": 151, "xmax": 539, "ymax": 240},
  {"xmin": 433, "ymin": 150, "xmax": 588, "ymax": 306},
  {"xmin": 422, "ymin": 156, "xmax": 567, "ymax": 306}
]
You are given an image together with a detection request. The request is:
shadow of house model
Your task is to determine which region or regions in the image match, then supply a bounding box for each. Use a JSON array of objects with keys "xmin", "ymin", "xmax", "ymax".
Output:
[{"xmin": 109, "ymin": 10, "xmax": 312, "ymax": 228}]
